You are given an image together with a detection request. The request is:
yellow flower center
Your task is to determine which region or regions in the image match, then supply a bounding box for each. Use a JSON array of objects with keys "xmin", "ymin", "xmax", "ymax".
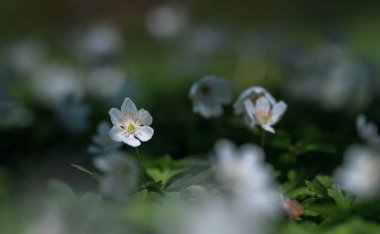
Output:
[
  {"xmin": 127, "ymin": 123, "xmax": 136, "ymax": 133},
  {"xmin": 256, "ymin": 108, "xmax": 272, "ymax": 124}
]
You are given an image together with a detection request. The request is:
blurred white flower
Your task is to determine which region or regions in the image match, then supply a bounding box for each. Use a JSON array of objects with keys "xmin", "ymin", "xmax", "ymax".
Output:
[
  {"xmin": 286, "ymin": 44, "xmax": 373, "ymax": 111},
  {"xmin": 356, "ymin": 115, "xmax": 380, "ymax": 146},
  {"xmin": 86, "ymin": 66, "xmax": 126, "ymax": 97},
  {"xmin": 334, "ymin": 145, "xmax": 380, "ymax": 200},
  {"xmin": 31, "ymin": 63, "xmax": 84, "ymax": 107},
  {"xmin": 55, "ymin": 96, "xmax": 90, "ymax": 134},
  {"xmin": 93, "ymin": 151, "xmax": 139, "ymax": 200},
  {"xmin": 5, "ymin": 39, "xmax": 46, "ymax": 73},
  {"xmin": 109, "ymin": 98, "xmax": 154, "ymax": 147},
  {"xmin": 189, "ymin": 76, "xmax": 233, "ymax": 118},
  {"xmin": 88, "ymin": 121, "xmax": 122, "ymax": 154},
  {"xmin": 86, "ymin": 66, "xmax": 139, "ymax": 105},
  {"xmin": 213, "ymin": 139, "xmax": 281, "ymax": 217},
  {"xmin": 179, "ymin": 201, "xmax": 253, "ymax": 234},
  {"xmin": 145, "ymin": 3, "xmax": 188, "ymax": 39},
  {"xmin": 188, "ymin": 24, "xmax": 228, "ymax": 55},
  {"xmin": 25, "ymin": 204, "xmax": 64, "ymax": 234},
  {"xmin": 243, "ymin": 96, "xmax": 287, "ymax": 133},
  {"xmin": 75, "ymin": 22, "xmax": 123, "ymax": 60}
]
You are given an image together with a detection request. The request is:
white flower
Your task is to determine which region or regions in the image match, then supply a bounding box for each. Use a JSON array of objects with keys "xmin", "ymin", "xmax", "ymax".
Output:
[
  {"xmin": 356, "ymin": 115, "xmax": 380, "ymax": 146},
  {"xmin": 88, "ymin": 121, "xmax": 122, "ymax": 154},
  {"xmin": 334, "ymin": 145, "xmax": 380, "ymax": 199},
  {"xmin": 189, "ymin": 76, "xmax": 233, "ymax": 118},
  {"xmin": 55, "ymin": 95, "xmax": 90, "ymax": 134},
  {"xmin": 233, "ymin": 86, "xmax": 276, "ymax": 116},
  {"xmin": 31, "ymin": 63, "xmax": 84, "ymax": 107},
  {"xmin": 213, "ymin": 139, "xmax": 281, "ymax": 217},
  {"xmin": 145, "ymin": 3, "xmax": 188, "ymax": 39},
  {"xmin": 93, "ymin": 151, "xmax": 139, "ymax": 200},
  {"xmin": 243, "ymin": 96, "xmax": 287, "ymax": 133},
  {"xmin": 78, "ymin": 22, "xmax": 123, "ymax": 59},
  {"xmin": 286, "ymin": 44, "xmax": 373, "ymax": 111},
  {"xmin": 5, "ymin": 39, "xmax": 46, "ymax": 73},
  {"xmin": 109, "ymin": 98, "xmax": 154, "ymax": 147}
]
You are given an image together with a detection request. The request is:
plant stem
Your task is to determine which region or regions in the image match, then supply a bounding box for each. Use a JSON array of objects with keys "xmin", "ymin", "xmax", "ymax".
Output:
[
  {"xmin": 261, "ymin": 129, "xmax": 266, "ymax": 148},
  {"xmin": 135, "ymin": 148, "xmax": 147, "ymax": 187}
]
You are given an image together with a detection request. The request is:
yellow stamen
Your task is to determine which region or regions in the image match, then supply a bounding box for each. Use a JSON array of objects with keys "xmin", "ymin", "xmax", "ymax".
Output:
[{"xmin": 127, "ymin": 123, "xmax": 136, "ymax": 133}]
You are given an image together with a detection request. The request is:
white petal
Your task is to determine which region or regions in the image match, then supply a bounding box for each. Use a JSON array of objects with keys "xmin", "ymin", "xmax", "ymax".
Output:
[
  {"xmin": 121, "ymin": 98, "xmax": 137, "ymax": 116},
  {"xmin": 262, "ymin": 125, "xmax": 275, "ymax": 133},
  {"xmin": 109, "ymin": 108, "xmax": 123, "ymax": 125},
  {"xmin": 244, "ymin": 114, "xmax": 256, "ymax": 128},
  {"xmin": 215, "ymin": 139, "xmax": 237, "ymax": 166},
  {"xmin": 199, "ymin": 101, "xmax": 222, "ymax": 118},
  {"xmin": 188, "ymin": 82, "xmax": 199, "ymax": 98},
  {"xmin": 138, "ymin": 109, "xmax": 153, "ymax": 125},
  {"xmin": 268, "ymin": 101, "xmax": 287, "ymax": 125},
  {"xmin": 135, "ymin": 126, "xmax": 154, "ymax": 142},
  {"xmin": 243, "ymin": 99, "xmax": 255, "ymax": 119},
  {"xmin": 109, "ymin": 126, "xmax": 125, "ymax": 142},
  {"xmin": 256, "ymin": 96, "xmax": 271, "ymax": 116},
  {"xmin": 123, "ymin": 134, "xmax": 141, "ymax": 147},
  {"xmin": 93, "ymin": 153, "xmax": 123, "ymax": 172}
]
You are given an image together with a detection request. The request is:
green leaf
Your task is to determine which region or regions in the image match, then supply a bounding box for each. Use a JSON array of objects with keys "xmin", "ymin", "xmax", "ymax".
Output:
[
  {"xmin": 166, "ymin": 169, "xmax": 213, "ymax": 191},
  {"xmin": 146, "ymin": 167, "xmax": 185, "ymax": 186},
  {"xmin": 70, "ymin": 164, "xmax": 101, "ymax": 182},
  {"xmin": 316, "ymin": 175, "xmax": 333, "ymax": 188},
  {"xmin": 305, "ymin": 180, "xmax": 327, "ymax": 198},
  {"xmin": 327, "ymin": 185, "xmax": 353, "ymax": 211}
]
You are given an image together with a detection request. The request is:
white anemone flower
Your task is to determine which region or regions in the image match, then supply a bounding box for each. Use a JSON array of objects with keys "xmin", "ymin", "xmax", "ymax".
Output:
[
  {"xmin": 233, "ymin": 86, "xmax": 276, "ymax": 115},
  {"xmin": 93, "ymin": 151, "xmax": 139, "ymax": 200},
  {"xmin": 109, "ymin": 98, "xmax": 154, "ymax": 147},
  {"xmin": 189, "ymin": 76, "xmax": 233, "ymax": 118},
  {"xmin": 334, "ymin": 145, "xmax": 380, "ymax": 200},
  {"xmin": 243, "ymin": 96, "xmax": 287, "ymax": 133},
  {"xmin": 213, "ymin": 139, "xmax": 281, "ymax": 220},
  {"xmin": 356, "ymin": 115, "xmax": 380, "ymax": 146},
  {"xmin": 88, "ymin": 121, "xmax": 122, "ymax": 154}
]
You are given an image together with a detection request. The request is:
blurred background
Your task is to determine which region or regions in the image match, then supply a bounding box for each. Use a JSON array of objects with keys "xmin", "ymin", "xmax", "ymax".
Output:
[{"xmin": 1, "ymin": 0, "xmax": 380, "ymax": 205}]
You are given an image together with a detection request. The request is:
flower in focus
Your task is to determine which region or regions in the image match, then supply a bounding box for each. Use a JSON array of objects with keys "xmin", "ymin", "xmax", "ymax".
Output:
[
  {"xmin": 93, "ymin": 151, "xmax": 139, "ymax": 200},
  {"xmin": 234, "ymin": 86, "xmax": 286, "ymax": 133},
  {"xmin": 88, "ymin": 121, "xmax": 122, "ymax": 154},
  {"xmin": 356, "ymin": 114, "xmax": 380, "ymax": 146},
  {"xmin": 189, "ymin": 76, "xmax": 233, "ymax": 118},
  {"xmin": 109, "ymin": 98, "xmax": 154, "ymax": 147},
  {"xmin": 213, "ymin": 139, "xmax": 281, "ymax": 217},
  {"xmin": 233, "ymin": 86, "xmax": 276, "ymax": 123},
  {"xmin": 334, "ymin": 145, "xmax": 380, "ymax": 200},
  {"xmin": 243, "ymin": 97, "xmax": 287, "ymax": 133}
]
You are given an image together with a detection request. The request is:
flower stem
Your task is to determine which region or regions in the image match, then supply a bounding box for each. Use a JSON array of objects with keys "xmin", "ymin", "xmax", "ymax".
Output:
[
  {"xmin": 135, "ymin": 148, "xmax": 147, "ymax": 187},
  {"xmin": 261, "ymin": 129, "xmax": 266, "ymax": 148}
]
